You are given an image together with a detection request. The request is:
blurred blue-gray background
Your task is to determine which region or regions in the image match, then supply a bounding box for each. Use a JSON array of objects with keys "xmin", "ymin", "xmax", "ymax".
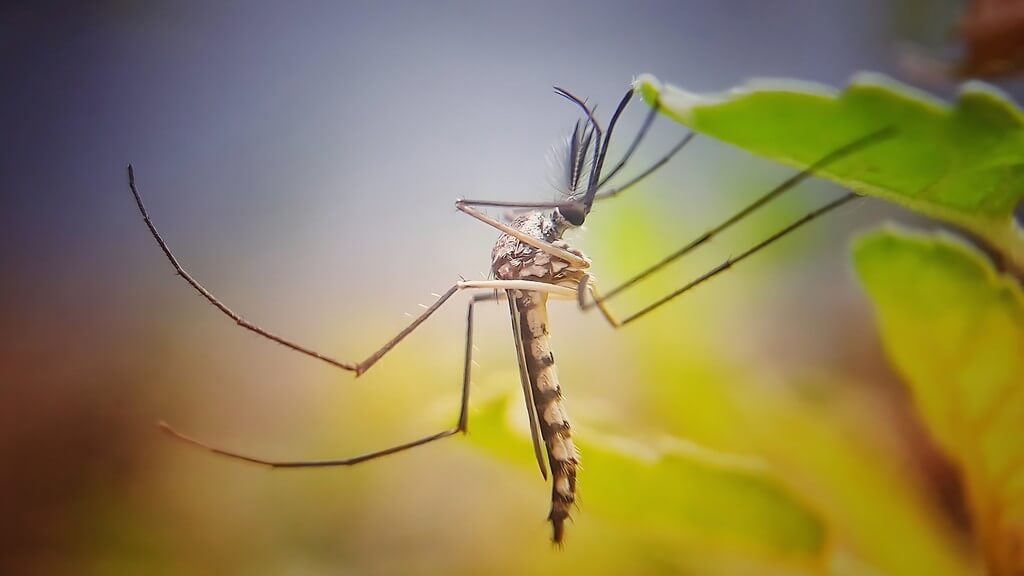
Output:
[{"xmin": 1, "ymin": 2, "xmax": 1003, "ymax": 574}]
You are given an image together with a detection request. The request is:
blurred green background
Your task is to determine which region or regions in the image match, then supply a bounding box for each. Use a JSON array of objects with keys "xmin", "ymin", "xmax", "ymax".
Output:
[{"xmin": 2, "ymin": 2, "xmax": 1017, "ymax": 574}]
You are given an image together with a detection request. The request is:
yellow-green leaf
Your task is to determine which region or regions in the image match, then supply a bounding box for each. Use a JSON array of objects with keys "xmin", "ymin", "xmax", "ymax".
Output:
[
  {"xmin": 635, "ymin": 73, "xmax": 1024, "ymax": 270},
  {"xmin": 854, "ymin": 228, "xmax": 1024, "ymax": 576},
  {"xmin": 467, "ymin": 393, "xmax": 827, "ymax": 572},
  {"xmin": 635, "ymin": 331, "xmax": 972, "ymax": 576}
]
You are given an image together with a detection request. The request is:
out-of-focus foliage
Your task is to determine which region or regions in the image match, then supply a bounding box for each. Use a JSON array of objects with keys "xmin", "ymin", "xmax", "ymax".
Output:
[
  {"xmin": 466, "ymin": 375, "xmax": 972, "ymax": 575},
  {"xmin": 16, "ymin": 3, "xmax": 1024, "ymax": 575},
  {"xmin": 634, "ymin": 73, "xmax": 1024, "ymax": 270},
  {"xmin": 467, "ymin": 394, "xmax": 827, "ymax": 572},
  {"xmin": 855, "ymin": 230, "xmax": 1024, "ymax": 576},
  {"xmin": 440, "ymin": 74, "xmax": 1024, "ymax": 575},
  {"xmin": 956, "ymin": 0, "xmax": 1024, "ymax": 78}
]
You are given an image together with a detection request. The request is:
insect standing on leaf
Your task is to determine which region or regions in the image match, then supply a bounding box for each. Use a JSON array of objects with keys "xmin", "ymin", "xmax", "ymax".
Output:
[{"xmin": 128, "ymin": 80, "xmax": 892, "ymax": 544}]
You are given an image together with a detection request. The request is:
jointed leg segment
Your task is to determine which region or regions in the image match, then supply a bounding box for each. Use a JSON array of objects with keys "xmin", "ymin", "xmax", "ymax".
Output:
[
  {"xmin": 156, "ymin": 281, "xmax": 578, "ymax": 469},
  {"xmin": 134, "ymin": 83, "xmax": 893, "ymax": 472},
  {"xmin": 158, "ymin": 290, "xmax": 498, "ymax": 468},
  {"xmin": 155, "ymin": 279, "xmax": 580, "ymax": 468},
  {"xmin": 130, "ymin": 165, "xmax": 600, "ymax": 468},
  {"xmin": 129, "ymin": 165, "xmax": 359, "ymax": 373},
  {"xmin": 577, "ymin": 128, "xmax": 894, "ymax": 326},
  {"xmin": 579, "ymin": 192, "xmax": 860, "ymax": 327},
  {"xmin": 130, "ymin": 166, "xmax": 573, "ymax": 378}
]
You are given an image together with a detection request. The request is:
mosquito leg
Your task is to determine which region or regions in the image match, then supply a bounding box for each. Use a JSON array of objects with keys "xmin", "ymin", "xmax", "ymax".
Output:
[
  {"xmin": 576, "ymin": 273, "xmax": 621, "ymax": 328},
  {"xmin": 590, "ymin": 87, "xmax": 691, "ymax": 204},
  {"xmin": 592, "ymin": 131, "xmax": 695, "ymax": 202},
  {"xmin": 588, "ymin": 127, "xmax": 896, "ymax": 305},
  {"xmin": 582, "ymin": 87, "xmax": 634, "ymax": 208},
  {"xmin": 454, "ymin": 116, "xmax": 692, "ymax": 213},
  {"xmin": 456, "ymin": 88, "xmax": 675, "ymax": 215},
  {"xmin": 454, "ymin": 199, "xmax": 576, "ymax": 211},
  {"xmin": 455, "ymin": 87, "xmax": 635, "ymax": 215},
  {"xmin": 456, "ymin": 279, "xmax": 576, "ymax": 299},
  {"xmin": 159, "ymin": 291, "xmax": 500, "ymax": 468},
  {"xmin": 581, "ymin": 192, "xmax": 859, "ymax": 327},
  {"xmin": 588, "ymin": 152, "xmax": 810, "ymax": 305},
  {"xmin": 455, "ymin": 201, "xmax": 591, "ymax": 269},
  {"xmin": 594, "ymin": 104, "xmax": 658, "ymax": 188},
  {"xmin": 353, "ymin": 285, "xmax": 460, "ymax": 374},
  {"xmin": 130, "ymin": 166, "xmax": 483, "ymax": 378},
  {"xmin": 128, "ymin": 165, "xmax": 359, "ymax": 372},
  {"xmin": 355, "ymin": 280, "xmax": 581, "ymax": 375}
]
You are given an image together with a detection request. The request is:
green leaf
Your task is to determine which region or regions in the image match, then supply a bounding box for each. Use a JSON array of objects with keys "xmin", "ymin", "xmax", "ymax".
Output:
[
  {"xmin": 635, "ymin": 73, "xmax": 1024, "ymax": 269},
  {"xmin": 467, "ymin": 393, "xmax": 828, "ymax": 572},
  {"xmin": 854, "ymin": 229, "xmax": 1024, "ymax": 576},
  {"xmin": 633, "ymin": 329, "xmax": 972, "ymax": 576}
]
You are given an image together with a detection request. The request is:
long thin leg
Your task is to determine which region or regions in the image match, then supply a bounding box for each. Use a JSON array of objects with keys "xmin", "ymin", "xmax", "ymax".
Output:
[
  {"xmin": 589, "ymin": 127, "xmax": 896, "ymax": 304},
  {"xmin": 576, "ymin": 274, "xmax": 621, "ymax": 328},
  {"xmin": 591, "ymin": 88, "xmax": 691, "ymax": 203},
  {"xmin": 458, "ymin": 127, "xmax": 696, "ymax": 215},
  {"xmin": 580, "ymin": 192, "xmax": 859, "ymax": 327},
  {"xmin": 159, "ymin": 291, "xmax": 499, "ymax": 468},
  {"xmin": 453, "ymin": 89, "xmax": 684, "ymax": 215},
  {"xmin": 450, "ymin": 127, "xmax": 692, "ymax": 215},
  {"xmin": 592, "ymin": 144, "xmax": 820, "ymax": 303},
  {"xmin": 129, "ymin": 167, "xmax": 575, "ymax": 379},
  {"xmin": 450, "ymin": 129, "xmax": 692, "ymax": 214},
  {"xmin": 455, "ymin": 201, "xmax": 591, "ymax": 269},
  {"xmin": 583, "ymin": 88, "xmax": 633, "ymax": 208},
  {"xmin": 592, "ymin": 132, "xmax": 694, "ymax": 202},
  {"xmin": 129, "ymin": 165, "xmax": 358, "ymax": 372},
  {"xmin": 457, "ymin": 279, "xmax": 576, "ymax": 299},
  {"xmin": 595, "ymin": 105, "xmax": 658, "ymax": 188},
  {"xmin": 451, "ymin": 199, "xmax": 576, "ymax": 211}
]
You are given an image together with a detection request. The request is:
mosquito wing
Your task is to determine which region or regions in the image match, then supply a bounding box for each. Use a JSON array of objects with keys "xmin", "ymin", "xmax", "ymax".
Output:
[{"xmin": 507, "ymin": 293, "xmax": 549, "ymax": 480}]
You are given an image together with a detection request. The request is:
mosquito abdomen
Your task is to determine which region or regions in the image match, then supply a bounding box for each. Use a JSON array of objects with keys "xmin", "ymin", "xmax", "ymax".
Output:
[{"xmin": 514, "ymin": 291, "xmax": 579, "ymax": 544}]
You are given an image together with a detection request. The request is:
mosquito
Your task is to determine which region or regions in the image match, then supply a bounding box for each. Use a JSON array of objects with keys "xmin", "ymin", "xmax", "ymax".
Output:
[{"xmin": 128, "ymin": 82, "xmax": 892, "ymax": 544}]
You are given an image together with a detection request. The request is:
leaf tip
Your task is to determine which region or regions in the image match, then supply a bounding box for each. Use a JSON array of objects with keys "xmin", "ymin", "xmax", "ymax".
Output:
[
  {"xmin": 635, "ymin": 73, "xmax": 705, "ymax": 121},
  {"xmin": 633, "ymin": 73, "xmax": 661, "ymax": 105}
]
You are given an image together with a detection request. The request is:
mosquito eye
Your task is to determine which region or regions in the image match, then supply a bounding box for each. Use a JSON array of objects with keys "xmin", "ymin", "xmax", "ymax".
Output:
[{"xmin": 560, "ymin": 205, "xmax": 585, "ymax": 226}]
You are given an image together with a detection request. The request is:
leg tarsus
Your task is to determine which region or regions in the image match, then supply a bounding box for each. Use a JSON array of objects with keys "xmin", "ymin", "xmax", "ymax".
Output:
[
  {"xmin": 593, "ymin": 131, "xmax": 694, "ymax": 202},
  {"xmin": 159, "ymin": 292, "xmax": 500, "ymax": 468},
  {"xmin": 589, "ymin": 127, "xmax": 895, "ymax": 310},
  {"xmin": 602, "ymin": 192, "xmax": 860, "ymax": 327},
  {"xmin": 129, "ymin": 165, "xmax": 360, "ymax": 373},
  {"xmin": 595, "ymin": 104, "xmax": 658, "ymax": 189}
]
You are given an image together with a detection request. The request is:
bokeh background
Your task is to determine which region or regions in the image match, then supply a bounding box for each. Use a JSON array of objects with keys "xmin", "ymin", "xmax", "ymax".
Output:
[{"xmin": 3, "ymin": 2, "xmax": 1021, "ymax": 574}]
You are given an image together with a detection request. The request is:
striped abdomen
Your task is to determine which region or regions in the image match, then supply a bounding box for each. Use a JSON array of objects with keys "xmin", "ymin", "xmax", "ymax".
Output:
[{"xmin": 514, "ymin": 290, "xmax": 578, "ymax": 544}]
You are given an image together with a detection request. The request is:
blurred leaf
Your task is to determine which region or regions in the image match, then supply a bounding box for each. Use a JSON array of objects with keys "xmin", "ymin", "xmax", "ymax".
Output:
[
  {"xmin": 639, "ymin": 349, "xmax": 972, "ymax": 576},
  {"xmin": 620, "ymin": 286, "xmax": 971, "ymax": 575},
  {"xmin": 854, "ymin": 229, "xmax": 1024, "ymax": 576},
  {"xmin": 634, "ymin": 73, "xmax": 1024, "ymax": 270},
  {"xmin": 467, "ymin": 393, "xmax": 828, "ymax": 573}
]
